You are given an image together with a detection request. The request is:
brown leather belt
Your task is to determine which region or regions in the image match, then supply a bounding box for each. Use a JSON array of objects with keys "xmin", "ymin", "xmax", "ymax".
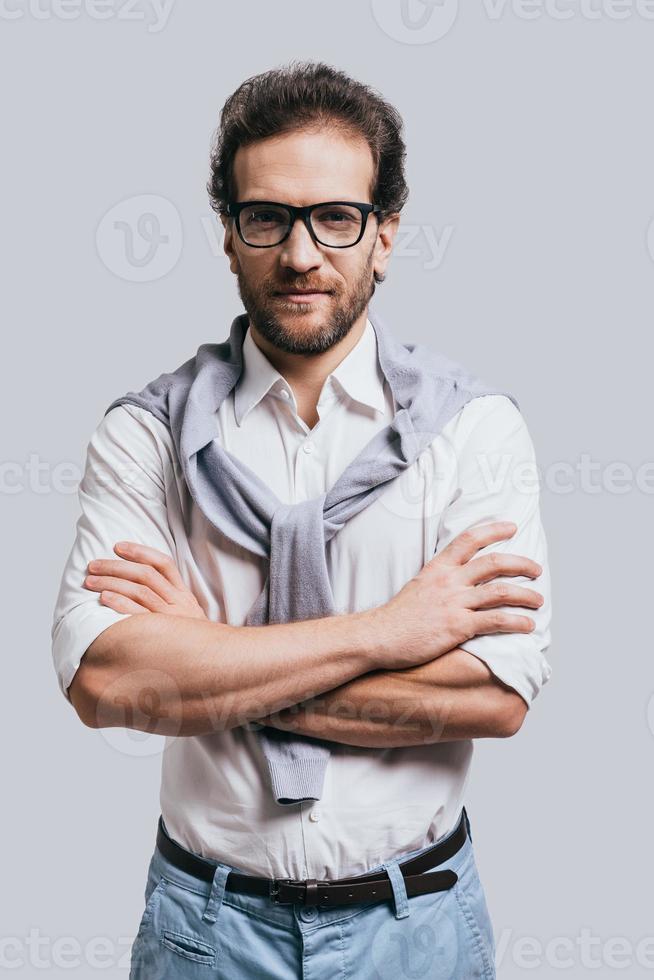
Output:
[{"xmin": 155, "ymin": 807, "xmax": 470, "ymax": 909}]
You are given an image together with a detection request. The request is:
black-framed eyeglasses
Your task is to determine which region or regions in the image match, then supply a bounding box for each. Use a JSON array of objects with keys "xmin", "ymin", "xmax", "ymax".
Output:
[{"xmin": 226, "ymin": 200, "xmax": 383, "ymax": 249}]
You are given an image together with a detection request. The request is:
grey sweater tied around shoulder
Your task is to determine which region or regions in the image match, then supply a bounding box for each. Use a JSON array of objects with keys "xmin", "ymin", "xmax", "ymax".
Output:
[{"xmin": 104, "ymin": 305, "xmax": 519, "ymax": 806}]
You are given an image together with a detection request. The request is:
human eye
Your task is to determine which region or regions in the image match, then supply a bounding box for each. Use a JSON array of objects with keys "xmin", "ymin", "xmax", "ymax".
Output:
[
  {"xmin": 243, "ymin": 206, "xmax": 288, "ymax": 227},
  {"xmin": 315, "ymin": 206, "xmax": 358, "ymax": 225}
]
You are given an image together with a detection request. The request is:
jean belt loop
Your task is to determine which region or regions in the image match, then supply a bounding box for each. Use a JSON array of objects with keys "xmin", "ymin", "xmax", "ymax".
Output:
[
  {"xmin": 202, "ymin": 861, "xmax": 231, "ymax": 924},
  {"xmin": 381, "ymin": 857, "xmax": 410, "ymax": 919}
]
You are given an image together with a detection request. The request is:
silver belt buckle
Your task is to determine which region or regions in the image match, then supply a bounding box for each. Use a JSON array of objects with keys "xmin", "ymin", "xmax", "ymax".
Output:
[
  {"xmin": 269, "ymin": 877, "xmax": 297, "ymax": 904},
  {"xmin": 269, "ymin": 877, "xmax": 331, "ymax": 906}
]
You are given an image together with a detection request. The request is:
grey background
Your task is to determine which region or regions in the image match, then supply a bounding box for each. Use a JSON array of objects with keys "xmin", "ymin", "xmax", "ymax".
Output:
[{"xmin": 3, "ymin": 1, "xmax": 652, "ymax": 976}]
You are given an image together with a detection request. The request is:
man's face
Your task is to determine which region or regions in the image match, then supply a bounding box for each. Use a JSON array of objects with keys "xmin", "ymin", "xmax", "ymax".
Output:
[{"xmin": 221, "ymin": 127, "xmax": 399, "ymax": 356}]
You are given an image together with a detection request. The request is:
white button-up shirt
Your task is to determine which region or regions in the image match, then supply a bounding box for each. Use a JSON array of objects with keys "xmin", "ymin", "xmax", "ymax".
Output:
[{"xmin": 51, "ymin": 316, "xmax": 552, "ymax": 879}]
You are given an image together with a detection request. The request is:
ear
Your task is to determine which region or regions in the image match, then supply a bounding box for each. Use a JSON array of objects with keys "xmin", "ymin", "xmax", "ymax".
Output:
[
  {"xmin": 373, "ymin": 212, "xmax": 401, "ymax": 280},
  {"xmin": 220, "ymin": 214, "xmax": 240, "ymax": 275}
]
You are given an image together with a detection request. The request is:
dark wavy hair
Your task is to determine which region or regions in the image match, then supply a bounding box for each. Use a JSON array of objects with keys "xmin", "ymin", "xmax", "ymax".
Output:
[{"xmin": 206, "ymin": 60, "xmax": 408, "ymax": 282}]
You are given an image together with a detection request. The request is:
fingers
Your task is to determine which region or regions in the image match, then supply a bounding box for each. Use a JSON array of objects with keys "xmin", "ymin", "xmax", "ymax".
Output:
[
  {"xmin": 86, "ymin": 556, "xmax": 180, "ymax": 604},
  {"xmin": 472, "ymin": 609, "xmax": 537, "ymax": 636},
  {"xmin": 85, "ymin": 544, "xmax": 208, "ymax": 622},
  {"xmin": 84, "ymin": 575, "xmax": 169, "ymax": 613},
  {"xmin": 463, "ymin": 552, "xmax": 542, "ymax": 586},
  {"xmin": 98, "ymin": 591, "xmax": 150, "ymax": 615},
  {"xmin": 113, "ymin": 541, "xmax": 186, "ymax": 591},
  {"xmin": 466, "ymin": 582, "xmax": 544, "ymax": 611},
  {"xmin": 434, "ymin": 522, "xmax": 519, "ymax": 567}
]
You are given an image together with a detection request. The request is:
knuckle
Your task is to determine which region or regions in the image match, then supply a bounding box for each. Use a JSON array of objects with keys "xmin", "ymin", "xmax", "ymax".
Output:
[
  {"xmin": 426, "ymin": 557, "xmax": 445, "ymax": 580},
  {"xmin": 459, "ymin": 611, "xmax": 476, "ymax": 640}
]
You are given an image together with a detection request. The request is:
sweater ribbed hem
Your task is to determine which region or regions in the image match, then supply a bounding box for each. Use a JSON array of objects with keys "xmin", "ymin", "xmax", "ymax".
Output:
[{"xmin": 267, "ymin": 757, "xmax": 327, "ymax": 805}]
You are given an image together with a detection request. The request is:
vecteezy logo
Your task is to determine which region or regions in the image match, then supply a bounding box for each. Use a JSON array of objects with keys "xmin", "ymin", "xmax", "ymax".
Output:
[
  {"xmin": 95, "ymin": 668, "xmax": 182, "ymax": 757},
  {"xmin": 371, "ymin": 0, "xmax": 459, "ymax": 43},
  {"xmin": 370, "ymin": 895, "xmax": 460, "ymax": 978},
  {"xmin": 95, "ymin": 194, "xmax": 183, "ymax": 282}
]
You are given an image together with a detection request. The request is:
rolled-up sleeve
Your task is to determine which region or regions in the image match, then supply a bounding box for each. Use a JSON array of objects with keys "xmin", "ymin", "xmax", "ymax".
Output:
[
  {"xmin": 51, "ymin": 404, "xmax": 177, "ymax": 705},
  {"xmin": 436, "ymin": 393, "xmax": 553, "ymax": 708}
]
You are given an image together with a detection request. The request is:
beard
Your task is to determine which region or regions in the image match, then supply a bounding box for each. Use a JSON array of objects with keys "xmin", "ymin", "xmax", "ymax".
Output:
[{"xmin": 234, "ymin": 243, "xmax": 377, "ymax": 356}]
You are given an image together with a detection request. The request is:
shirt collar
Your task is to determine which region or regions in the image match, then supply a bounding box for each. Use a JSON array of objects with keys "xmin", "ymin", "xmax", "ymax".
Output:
[{"xmin": 234, "ymin": 317, "xmax": 386, "ymax": 426}]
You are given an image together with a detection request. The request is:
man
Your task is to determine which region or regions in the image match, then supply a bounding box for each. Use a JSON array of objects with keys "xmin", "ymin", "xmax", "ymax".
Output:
[{"xmin": 51, "ymin": 61, "xmax": 551, "ymax": 979}]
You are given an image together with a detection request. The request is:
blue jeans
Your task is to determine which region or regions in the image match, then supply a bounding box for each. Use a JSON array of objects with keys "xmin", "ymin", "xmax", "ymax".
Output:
[{"xmin": 129, "ymin": 809, "xmax": 496, "ymax": 979}]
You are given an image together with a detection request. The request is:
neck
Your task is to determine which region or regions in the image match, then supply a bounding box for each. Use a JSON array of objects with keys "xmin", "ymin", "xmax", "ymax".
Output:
[{"xmin": 248, "ymin": 309, "xmax": 369, "ymax": 405}]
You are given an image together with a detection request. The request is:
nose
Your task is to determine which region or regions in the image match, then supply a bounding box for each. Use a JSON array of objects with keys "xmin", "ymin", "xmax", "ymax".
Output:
[{"xmin": 278, "ymin": 216, "xmax": 323, "ymax": 273}]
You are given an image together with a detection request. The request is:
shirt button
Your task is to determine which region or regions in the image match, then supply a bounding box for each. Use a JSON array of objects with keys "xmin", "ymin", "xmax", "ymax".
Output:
[
  {"xmin": 309, "ymin": 808, "xmax": 320, "ymax": 822},
  {"xmin": 280, "ymin": 389, "xmax": 290, "ymax": 399},
  {"xmin": 303, "ymin": 441, "xmax": 314, "ymax": 454}
]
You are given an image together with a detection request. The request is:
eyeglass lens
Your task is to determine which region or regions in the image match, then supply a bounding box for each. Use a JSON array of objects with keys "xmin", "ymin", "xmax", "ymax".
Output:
[{"xmin": 239, "ymin": 204, "xmax": 364, "ymax": 247}]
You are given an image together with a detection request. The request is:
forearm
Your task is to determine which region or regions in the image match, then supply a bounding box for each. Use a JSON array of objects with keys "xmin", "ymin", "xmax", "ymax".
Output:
[
  {"xmin": 71, "ymin": 610, "xmax": 382, "ymax": 735},
  {"xmin": 256, "ymin": 647, "xmax": 527, "ymax": 747}
]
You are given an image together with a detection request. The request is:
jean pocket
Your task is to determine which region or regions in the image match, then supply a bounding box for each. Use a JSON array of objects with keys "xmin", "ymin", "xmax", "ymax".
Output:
[
  {"xmin": 161, "ymin": 929, "xmax": 216, "ymax": 966},
  {"xmin": 136, "ymin": 875, "xmax": 169, "ymax": 937},
  {"xmin": 129, "ymin": 876, "xmax": 169, "ymax": 980},
  {"xmin": 452, "ymin": 858, "xmax": 496, "ymax": 979}
]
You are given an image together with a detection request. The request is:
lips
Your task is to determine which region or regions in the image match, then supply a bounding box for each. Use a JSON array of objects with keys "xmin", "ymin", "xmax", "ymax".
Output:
[{"xmin": 273, "ymin": 289, "xmax": 331, "ymax": 304}]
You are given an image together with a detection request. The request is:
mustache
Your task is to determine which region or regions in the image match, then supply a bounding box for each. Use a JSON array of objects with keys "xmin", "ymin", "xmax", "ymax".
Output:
[{"xmin": 268, "ymin": 279, "xmax": 336, "ymax": 293}]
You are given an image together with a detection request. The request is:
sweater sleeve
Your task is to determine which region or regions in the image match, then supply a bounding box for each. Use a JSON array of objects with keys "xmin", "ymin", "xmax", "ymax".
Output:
[
  {"xmin": 435, "ymin": 393, "xmax": 553, "ymax": 708},
  {"xmin": 50, "ymin": 404, "xmax": 177, "ymax": 705}
]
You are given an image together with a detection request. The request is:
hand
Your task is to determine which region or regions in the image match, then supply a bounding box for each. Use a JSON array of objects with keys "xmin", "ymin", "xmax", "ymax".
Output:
[
  {"xmin": 371, "ymin": 521, "xmax": 544, "ymax": 671},
  {"xmin": 83, "ymin": 541, "xmax": 208, "ymax": 620}
]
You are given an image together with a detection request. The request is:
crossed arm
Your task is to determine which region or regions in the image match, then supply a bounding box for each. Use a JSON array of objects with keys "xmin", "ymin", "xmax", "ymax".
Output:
[
  {"xmin": 74, "ymin": 533, "xmax": 529, "ymax": 742},
  {"xmin": 253, "ymin": 646, "xmax": 528, "ymax": 747},
  {"xmin": 73, "ymin": 542, "xmax": 532, "ymax": 744},
  {"xmin": 56, "ymin": 399, "xmax": 549, "ymax": 743},
  {"xmin": 72, "ymin": 536, "xmax": 537, "ymax": 743}
]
